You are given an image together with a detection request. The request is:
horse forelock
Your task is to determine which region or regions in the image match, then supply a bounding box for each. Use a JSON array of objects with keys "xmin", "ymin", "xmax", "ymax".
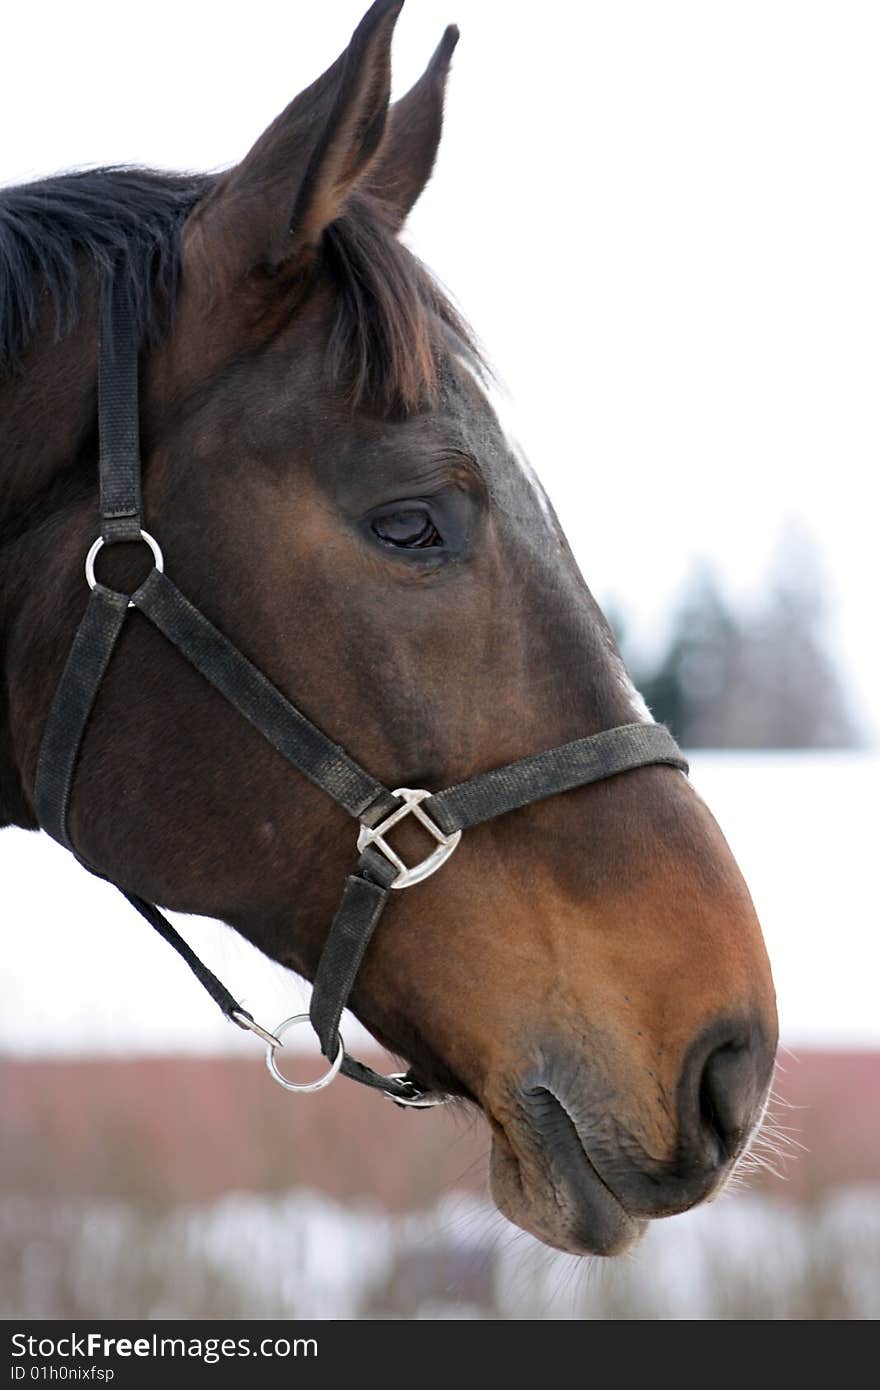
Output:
[{"xmin": 0, "ymin": 168, "xmax": 478, "ymax": 421}]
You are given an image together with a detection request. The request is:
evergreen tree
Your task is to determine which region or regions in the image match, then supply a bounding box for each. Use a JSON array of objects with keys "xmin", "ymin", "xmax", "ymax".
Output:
[
  {"xmin": 634, "ymin": 564, "xmax": 744, "ymax": 745},
  {"xmin": 622, "ymin": 526, "xmax": 860, "ymax": 749}
]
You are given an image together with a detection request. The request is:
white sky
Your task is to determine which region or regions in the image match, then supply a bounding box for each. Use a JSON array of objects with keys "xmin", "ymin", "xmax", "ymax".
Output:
[{"xmin": 1, "ymin": 6, "xmax": 878, "ymax": 1054}]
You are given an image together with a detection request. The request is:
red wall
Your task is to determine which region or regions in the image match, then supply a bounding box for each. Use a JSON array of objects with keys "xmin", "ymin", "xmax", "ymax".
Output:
[{"xmin": 2, "ymin": 1050, "xmax": 877, "ymax": 1207}]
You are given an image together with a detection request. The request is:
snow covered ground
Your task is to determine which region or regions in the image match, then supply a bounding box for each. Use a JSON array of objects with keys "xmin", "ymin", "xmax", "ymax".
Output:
[
  {"xmin": 1, "ymin": 751, "xmax": 877, "ymax": 1055},
  {"xmin": 4, "ymin": 1184, "xmax": 878, "ymax": 1319}
]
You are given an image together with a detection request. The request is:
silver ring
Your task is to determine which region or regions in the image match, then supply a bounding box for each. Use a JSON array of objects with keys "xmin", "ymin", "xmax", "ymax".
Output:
[
  {"xmin": 85, "ymin": 529, "xmax": 164, "ymax": 608},
  {"xmin": 265, "ymin": 1013, "xmax": 345, "ymax": 1094}
]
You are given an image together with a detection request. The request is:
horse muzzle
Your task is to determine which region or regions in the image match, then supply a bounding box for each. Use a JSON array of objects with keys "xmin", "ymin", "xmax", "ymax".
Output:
[{"xmin": 485, "ymin": 1014, "xmax": 775, "ymax": 1256}]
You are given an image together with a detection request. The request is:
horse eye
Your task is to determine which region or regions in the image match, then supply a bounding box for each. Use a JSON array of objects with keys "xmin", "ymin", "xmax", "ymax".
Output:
[{"xmin": 371, "ymin": 507, "xmax": 443, "ymax": 549}]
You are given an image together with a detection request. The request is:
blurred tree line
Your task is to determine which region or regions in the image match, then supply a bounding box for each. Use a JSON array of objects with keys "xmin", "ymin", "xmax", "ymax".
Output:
[{"xmin": 611, "ymin": 527, "xmax": 860, "ymax": 749}]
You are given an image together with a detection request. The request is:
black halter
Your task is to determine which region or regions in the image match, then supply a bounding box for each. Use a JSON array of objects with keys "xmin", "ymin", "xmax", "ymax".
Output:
[{"xmin": 33, "ymin": 277, "xmax": 689, "ymax": 1107}]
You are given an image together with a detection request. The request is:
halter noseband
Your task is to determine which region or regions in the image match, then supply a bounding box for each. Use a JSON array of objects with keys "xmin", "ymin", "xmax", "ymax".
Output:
[{"xmin": 33, "ymin": 278, "xmax": 688, "ymax": 1108}]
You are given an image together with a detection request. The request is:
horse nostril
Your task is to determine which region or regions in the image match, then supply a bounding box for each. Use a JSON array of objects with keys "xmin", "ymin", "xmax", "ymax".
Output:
[
  {"xmin": 698, "ymin": 1042, "xmax": 752, "ymax": 1158},
  {"xmin": 681, "ymin": 1019, "xmax": 774, "ymax": 1166}
]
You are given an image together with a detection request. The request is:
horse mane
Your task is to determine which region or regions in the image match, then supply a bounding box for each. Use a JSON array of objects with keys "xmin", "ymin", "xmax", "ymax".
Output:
[
  {"xmin": 0, "ymin": 166, "xmax": 473, "ymax": 416},
  {"xmin": 0, "ymin": 169, "xmax": 207, "ymax": 369}
]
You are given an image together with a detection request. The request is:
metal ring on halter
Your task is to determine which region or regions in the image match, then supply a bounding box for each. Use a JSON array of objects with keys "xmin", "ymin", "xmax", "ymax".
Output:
[
  {"xmin": 265, "ymin": 1013, "xmax": 345, "ymax": 1094},
  {"xmin": 382, "ymin": 1074, "xmax": 453, "ymax": 1108},
  {"xmin": 85, "ymin": 530, "xmax": 164, "ymax": 608}
]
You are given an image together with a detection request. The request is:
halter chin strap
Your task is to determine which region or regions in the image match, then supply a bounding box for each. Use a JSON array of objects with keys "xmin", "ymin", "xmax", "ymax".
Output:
[{"xmin": 33, "ymin": 276, "xmax": 689, "ymax": 1108}]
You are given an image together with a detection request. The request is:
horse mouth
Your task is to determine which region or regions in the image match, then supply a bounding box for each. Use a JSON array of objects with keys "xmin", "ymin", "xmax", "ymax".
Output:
[{"xmin": 487, "ymin": 1086, "xmax": 647, "ymax": 1257}]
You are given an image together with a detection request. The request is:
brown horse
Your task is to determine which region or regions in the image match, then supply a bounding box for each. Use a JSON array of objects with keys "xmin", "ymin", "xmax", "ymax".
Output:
[{"xmin": 0, "ymin": 0, "xmax": 776, "ymax": 1256}]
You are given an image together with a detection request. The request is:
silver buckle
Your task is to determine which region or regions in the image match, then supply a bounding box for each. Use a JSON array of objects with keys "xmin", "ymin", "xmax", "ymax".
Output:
[
  {"xmin": 382, "ymin": 1073, "xmax": 453, "ymax": 1108},
  {"xmin": 357, "ymin": 787, "xmax": 461, "ymax": 890}
]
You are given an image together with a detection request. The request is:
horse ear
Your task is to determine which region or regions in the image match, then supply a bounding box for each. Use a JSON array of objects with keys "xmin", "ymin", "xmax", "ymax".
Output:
[
  {"xmin": 187, "ymin": 0, "xmax": 403, "ymax": 278},
  {"xmin": 365, "ymin": 26, "xmax": 459, "ymax": 231}
]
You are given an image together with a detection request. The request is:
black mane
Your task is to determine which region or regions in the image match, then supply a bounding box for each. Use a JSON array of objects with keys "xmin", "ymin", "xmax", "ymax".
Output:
[
  {"xmin": 0, "ymin": 168, "xmax": 210, "ymax": 371},
  {"xmin": 0, "ymin": 167, "xmax": 473, "ymax": 415}
]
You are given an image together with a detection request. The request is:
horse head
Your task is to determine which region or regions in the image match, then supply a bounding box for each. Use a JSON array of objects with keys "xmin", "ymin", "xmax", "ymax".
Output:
[{"xmin": 0, "ymin": 0, "xmax": 777, "ymax": 1255}]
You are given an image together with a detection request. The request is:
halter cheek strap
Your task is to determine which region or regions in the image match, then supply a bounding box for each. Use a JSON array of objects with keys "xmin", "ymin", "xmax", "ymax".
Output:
[{"xmin": 33, "ymin": 276, "xmax": 689, "ymax": 1108}]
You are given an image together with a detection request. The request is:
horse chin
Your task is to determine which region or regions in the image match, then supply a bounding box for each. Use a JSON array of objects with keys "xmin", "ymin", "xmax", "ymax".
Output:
[{"xmin": 486, "ymin": 1120, "xmax": 647, "ymax": 1258}]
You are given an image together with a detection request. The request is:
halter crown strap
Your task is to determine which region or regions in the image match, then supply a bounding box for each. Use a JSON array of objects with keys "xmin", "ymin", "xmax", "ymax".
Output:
[
  {"xmin": 98, "ymin": 279, "xmax": 143, "ymax": 544},
  {"xmin": 33, "ymin": 274, "xmax": 689, "ymax": 1110}
]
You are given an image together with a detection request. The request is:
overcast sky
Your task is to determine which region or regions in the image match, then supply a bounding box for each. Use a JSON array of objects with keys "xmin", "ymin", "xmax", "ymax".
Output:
[{"xmin": 2, "ymin": 0, "xmax": 877, "ymax": 738}]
